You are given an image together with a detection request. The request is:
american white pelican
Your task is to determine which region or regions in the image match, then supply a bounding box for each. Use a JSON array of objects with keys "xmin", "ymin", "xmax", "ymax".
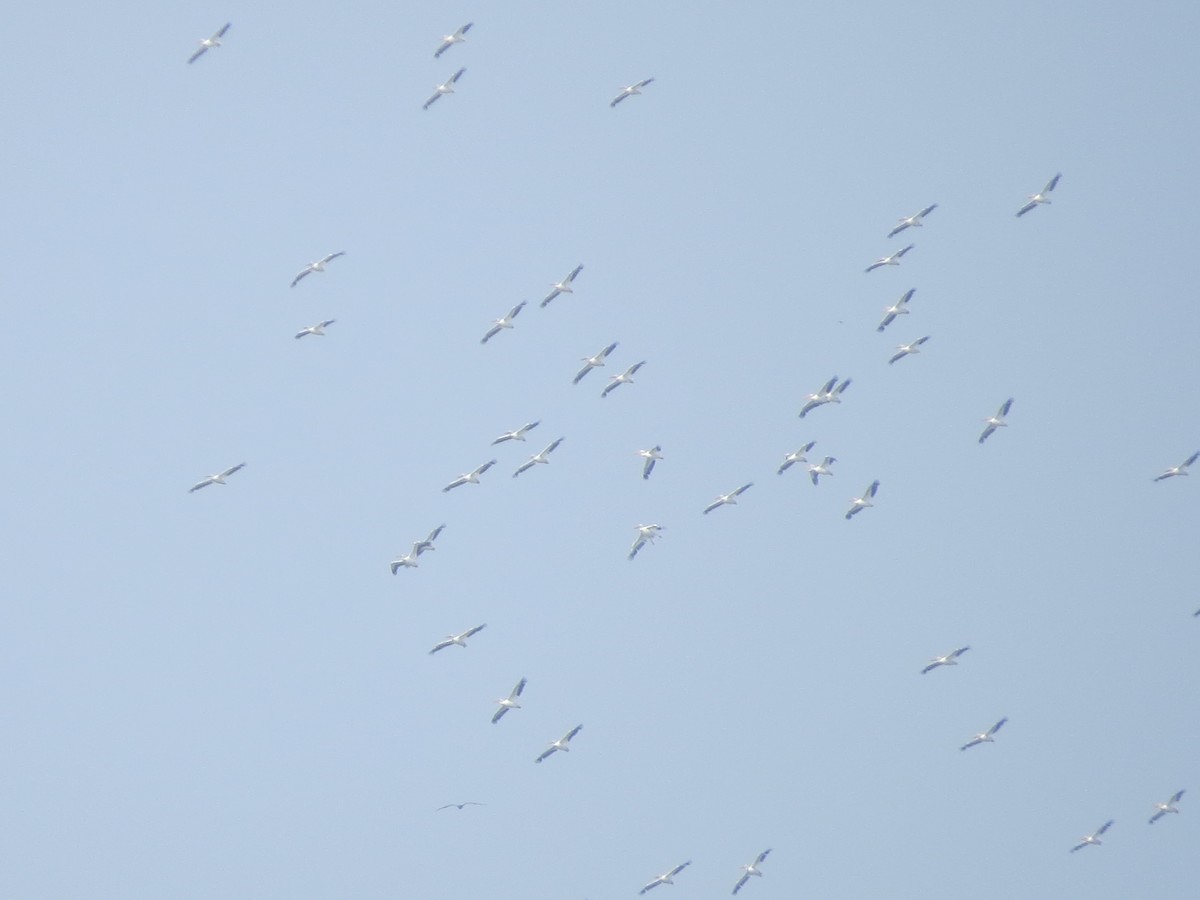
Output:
[
  {"xmin": 778, "ymin": 441, "xmax": 816, "ymax": 475},
  {"xmin": 415, "ymin": 524, "xmax": 446, "ymax": 555},
  {"xmin": 442, "ymin": 460, "xmax": 498, "ymax": 492},
  {"xmin": 845, "ymin": 480, "xmax": 879, "ymax": 519},
  {"xmin": 611, "ymin": 78, "xmax": 654, "ymax": 107},
  {"xmin": 435, "ymin": 801, "xmax": 485, "ymax": 811},
  {"xmin": 978, "ymin": 398, "xmax": 1014, "ymax": 444},
  {"xmin": 434, "ymin": 22, "xmax": 473, "ymax": 58},
  {"xmin": 513, "ymin": 437, "xmax": 565, "ymax": 477},
  {"xmin": 638, "ymin": 445, "xmax": 664, "ymax": 480},
  {"xmin": 640, "ymin": 861, "xmax": 691, "ymax": 894},
  {"xmin": 535, "ymin": 724, "xmax": 583, "ymax": 763},
  {"xmin": 799, "ymin": 377, "xmax": 850, "ymax": 418},
  {"xmin": 888, "ymin": 204, "xmax": 938, "ymax": 239},
  {"xmin": 960, "ymin": 717, "xmax": 1007, "ymax": 751},
  {"xmin": 628, "ymin": 523, "xmax": 664, "ymax": 560},
  {"xmin": 921, "ymin": 646, "xmax": 970, "ymax": 674},
  {"xmin": 492, "ymin": 421, "xmax": 541, "ymax": 445},
  {"xmin": 188, "ymin": 462, "xmax": 245, "ymax": 493},
  {"xmin": 389, "ymin": 543, "xmax": 427, "ymax": 573},
  {"xmin": 1070, "ymin": 820, "xmax": 1113, "ymax": 852},
  {"xmin": 429, "ymin": 623, "xmax": 486, "ymax": 654},
  {"xmin": 807, "ymin": 456, "xmax": 836, "ymax": 486},
  {"xmin": 601, "ymin": 360, "xmax": 647, "ymax": 398},
  {"xmin": 865, "ymin": 244, "xmax": 913, "ymax": 273},
  {"xmin": 540, "ymin": 264, "xmax": 584, "ymax": 307},
  {"xmin": 295, "ymin": 319, "xmax": 336, "ymax": 339},
  {"xmin": 732, "ymin": 849, "xmax": 772, "ymax": 896},
  {"xmin": 573, "ymin": 341, "xmax": 619, "ymax": 384},
  {"xmin": 491, "ymin": 677, "xmax": 526, "ymax": 723},
  {"xmin": 1016, "ymin": 173, "xmax": 1062, "ymax": 217},
  {"xmin": 877, "ymin": 289, "xmax": 915, "ymax": 332},
  {"xmin": 423, "ymin": 67, "xmax": 466, "ymax": 110},
  {"xmin": 188, "ymin": 23, "xmax": 231, "ymax": 64},
  {"xmin": 704, "ymin": 482, "xmax": 753, "ymax": 514},
  {"xmin": 290, "ymin": 251, "xmax": 346, "ymax": 288},
  {"xmin": 1154, "ymin": 450, "xmax": 1200, "ymax": 481},
  {"xmin": 481, "ymin": 301, "xmax": 527, "ymax": 344},
  {"xmin": 1149, "ymin": 790, "xmax": 1185, "ymax": 824},
  {"xmin": 888, "ymin": 335, "xmax": 930, "ymax": 365}
]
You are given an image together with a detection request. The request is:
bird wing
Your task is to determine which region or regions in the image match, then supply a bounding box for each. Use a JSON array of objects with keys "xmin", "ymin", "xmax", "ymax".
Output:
[
  {"xmin": 519, "ymin": 421, "xmax": 541, "ymax": 435},
  {"xmin": 572, "ymin": 364, "xmax": 593, "ymax": 385},
  {"xmin": 950, "ymin": 646, "xmax": 970, "ymax": 658},
  {"xmin": 563, "ymin": 724, "xmax": 583, "ymax": 742},
  {"xmin": 809, "ymin": 469, "xmax": 820, "ymax": 486},
  {"xmin": 473, "ymin": 459, "xmax": 498, "ymax": 475},
  {"xmin": 896, "ymin": 244, "xmax": 913, "ymax": 258},
  {"xmin": 511, "ymin": 677, "xmax": 527, "ymax": 698},
  {"xmin": 610, "ymin": 92, "xmax": 630, "ymax": 107},
  {"xmin": 540, "ymin": 288, "xmax": 561, "ymax": 307},
  {"xmin": 865, "ymin": 480, "xmax": 879, "ymax": 498},
  {"xmin": 601, "ymin": 380, "xmax": 620, "ymax": 398},
  {"xmin": 187, "ymin": 46, "xmax": 208, "ymax": 64},
  {"xmin": 290, "ymin": 267, "xmax": 312, "ymax": 287},
  {"xmin": 628, "ymin": 537, "xmax": 645, "ymax": 560},
  {"xmin": 429, "ymin": 640, "xmax": 453, "ymax": 654},
  {"xmin": 321, "ymin": 251, "xmax": 345, "ymax": 264},
  {"xmin": 702, "ymin": 500, "xmax": 722, "ymax": 515},
  {"xmin": 450, "ymin": 67, "xmax": 466, "ymax": 83},
  {"xmin": 490, "ymin": 706, "xmax": 508, "ymax": 724},
  {"xmin": 1185, "ymin": 451, "xmax": 1200, "ymax": 468},
  {"xmin": 865, "ymin": 261, "xmax": 884, "ymax": 273},
  {"xmin": 508, "ymin": 300, "xmax": 527, "ymax": 319},
  {"xmin": 512, "ymin": 459, "xmax": 535, "ymax": 478},
  {"xmin": 877, "ymin": 311, "xmax": 896, "ymax": 332},
  {"xmin": 888, "ymin": 350, "xmax": 906, "ymax": 365},
  {"xmin": 821, "ymin": 376, "xmax": 839, "ymax": 393},
  {"xmin": 188, "ymin": 478, "xmax": 213, "ymax": 492},
  {"xmin": 845, "ymin": 506, "xmax": 860, "ymax": 520},
  {"xmin": 442, "ymin": 476, "xmax": 468, "ymax": 492},
  {"xmin": 1172, "ymin": 790, "xmax": 1186, "ymax": 803},
  {"xmin": 919, "ymin": 203, "xmax": 938, "ymax": 217},
  {"xmin": 637, "ymin": 78, "xmax": 655, "ymax": 89},
  {"xmin": 978, "ymin": 424, "xmax": 996, "ymax": 444},
  {"xmin": 220, "ymin": 463, "xmax": 245, "ymax": 478},
  {"xmin": 1149, "ymin": 810, "xmax": 1165, "ymax": 824},
  {"xmin": 481, "ymin": 324, "xmax": 502, "ymax": 344},
  {"xmin": 463, "ymin": 624, "xmax": 486, "ymax": 638},
  {"xmin": 534, "ymin": 747, "xmax": 556, "ymax": 763},
  {"xmin": 599, "ymin": 341, "xmax": 618, "ymax": 358},
  {"xmin": 920, "ymin": 661, "xmax": 940, "ymax": 674},
  {"xmin": 564, "ymin": 264, "xmax": 584, "ymax": 284},
  {"xmin": 1096, "ymin": 820, "xmax": 1114, "ymax": 835},
  {"xmin": 998, "ymin": 398, "xmax": 1014, "ymax": 417},
  {"xmin": 214, "ymin": 23, "xmax": 231, "ymax": 38},
  {"xmin": 671, "ymin": 862, "xmax": 692, "ymax": 876},
  {"xmin": 1045, "ymin": 173, "xmax": 1062, "ymax": 193},
  {"xmin": 914, "ymin": 335, "xmax": 931, "ymax": 347},
  {"xmin": 756, "ymin": 849, "xmax": 771, "ymax": 864},
  {"xmin": 886, "ymin": 222, "xmax": 910, "ymax": 239},
  {"xmin": 458, "ymin": 22, "xmax": 474, "ymax": 36},
  {"xmin": 989, "ymin": 717, "xmax": 1008, "ymax": 736},
  {"xmin": 733, "ymin": 873, "xmax": 750, "ymax": 895},
  {"xmin": 639, "ymin": 880, "xmax": 659, "ymax": 894},
  {"xmin": 434, "ymin": 39, "xmax": 451, "ymax": 58},
  {"xmin": 423, "ymin": 92, "xmax": 442, "ymax": 110},
  {"xmin": 425, "ymin": 525, "xmax": 445, "ymax": 544},
  {"xmin": 643, "ymin": 457, "xmax": 657, "ymax": 479},
  {"xmin": 960, "ymin": 738, "xmax": 981, "ymax": 751},
  {"xmin": 543, "ymin": 438, "xmax": 564, "ymax": 454},
  {"xmin": 777, "ymin": 458, "xmax": 795, "ymax": 474},
  {"xmin": 734, "ymin": 482, "xmax": 753, "ymax": 496},
  {"xmin": 625, "ymin": 360, "xmax": 647, "ymax": 376},
  {"xmin": 1016, "ymin": 200, "xmax": 1036, "ymax": 217}
]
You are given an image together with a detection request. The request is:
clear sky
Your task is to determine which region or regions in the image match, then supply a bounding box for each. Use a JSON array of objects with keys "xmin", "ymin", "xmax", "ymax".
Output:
[{"xmin": 2, "ymin": 2, "xmax": 1198, "ymax": 898}]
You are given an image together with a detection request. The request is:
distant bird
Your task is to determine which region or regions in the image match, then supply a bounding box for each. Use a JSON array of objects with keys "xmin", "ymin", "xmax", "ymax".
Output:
[
  {"xmin": 845, "ymin": 480, "xmax": 880, "ymax": 519},
  {"xmin": 481, "ymin": 301, "xmax": 527, "ymax": 344},
  {"xmin": 295, "ymin": 319, "xmax": 336, "ymax": 339},
  {"xmin": 1154, "ymin": 451, "xmax": 1200, "ymax": 481},
  {"xmin": 541, "ymin": 264, "xmax": 584, "ymax": 307},
  {"xmin": 888, "ymin": 335, "xmax": 931, "ymax": 365},
  {"xmin": 865, "ymin": 244, "xmax": 913, "ymax": 273},
  {"xmin": 513, "ymin": 438, "xmax": 565, "ymax": 477},
  {"xmin": 807, "ymin": 456, "xmax": 836, "ymax": 486},
  {"xmin": 979, "ymin": 398, "xmax": 1014, "ymax": 444},
  {"xmin": 960, "ymin": 717, "xmax": 1007, "ymax": 751},
  {"xmin": 610, "ymin": 78, "xmax": 654, "ymax": 107},
  {"xmin": 601, "ymin": 361, "xmax": 647, "ymax": 398},
  {"xmin": 1016, "ymin": 173, "xmax": 1062, "ymax": 217},
  {"xmin": 390, "ymin": 530, "xmax": 441, "ymax": 572},
  {"xmin": 732, "ymin": 849, "xmax": 772, "ymax": 896},
  {"xmin": 921, "ymin": 646, "xmax": 970, "ymax": 674},
  {"xmin": 434, "ymin": 22, "xmax": 472, "ymax": 58},
  {"xmin": 640, "ymin": 861, "xmax": 692, "ymax": 894},
  {"xmin": 436, "ymin": 801, "xmax": 485, "ymax": 811},
  {"xmin": 799, "ymin": 377, "xmax": 850, "ymax": 418},
  {"xmin": 778, "ymin": 441, "xmax": 816, "ymax": 475},
  {"xmin": 638, "ymin": 446, "xmax": 664, "ymax": 480},
  {"xmin": 877, "ymin": 289, "xmax": 915, "ymax": 332},
  {"xmin": 704, "ymin": 483, "xmax": 753, "ymax": 514},
  {"xmin": 535, "ymin": 724, "xmax": 583, "ymax": 763},
  {"xmin": 628, "ymin": 523, "xmax": 664, "ymax": 560},
  {"xmin": 442, "ymin": 460, "xmax": 498, "ymax": 492},
  {"xmin": 1149, "ymin": 790, "xmax": 1185, "ymax": 824},
  {"xmin": 573, "ymin": 341, "xmax": 619, "ymax": 384},
  {"xmin": 290, "ymin": 251, "xmax": 346, "ymax": 288},
  {"xmin": 888, "ymin": 204, "xmax": 938, "ymax": 239},
  {"xmin": 1070, "ymin": 820, "xmax": 1114, "ymax": 853},
  {"xmin": 491, "ymin": 677, "xmax": 526, "ymax": 724},
  {"xmin": 188, "ymin": 23, "xmax": 231, "ymax": 64},
  {"xmin": 493, "ymin": 422, "xmax": 541, "ymax": 445},
  {"xmin": 415, "ymin": 524, "xmax": 446, "ymax": 555},
  {"xmin": 429, "ymin": 624, "xmax": 486, "ymax": 655},
  {"xmin": 423, "ymin": 67, "xmax": 466, "ymax": 110},
  {"xmin": 188, "ymin": 462, "xmax": 245, "ymax": 493}
]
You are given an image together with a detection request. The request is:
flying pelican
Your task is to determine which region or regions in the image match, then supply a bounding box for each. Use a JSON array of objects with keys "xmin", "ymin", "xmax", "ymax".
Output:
[
  {"xmin": 921, "ymin": 646, "xmax": 970, "ymax": 674},
  {"xmin": 732, "ymin": 849, "xmax": 772, "ymax": 896},
  {"xmin": 1016, "ymin": 173, "xmax": 1062, "ymax": 217},
  {"xmin": 435, "ymin": 801, "xmax": 485, "ymax": 811},
  {"xmin": 638, "ymin": 446, "xmax": 664, "ymax": 479},
  {"xmin": 540, "ymin": 264, "xmax": 584, "ymax": 307},
  {"xmin": 628, "ymin": 523, "xmax": 664, "ymax": 560},
  {"xmin": 799, "ymin": 377, "xmax": 850, "ymax": 417},
  {"xmin": 188, "ymin": 462, "xmax": 245, "ymax": 493},
  {"xmin": 290, "ymin": 251, "xmax": 346, "ymax": 288},
  {"xmin": 389, "ymin": 543, "xmax": 426, "ymax": 573},
  {"xmin": 573, "ymin": 341, "xmax": 619, "ymax": 384},
  {"xmin": 845, "ymin": 480, "xmax": 880, "ymax": 519},
  {"xmin": 1070, "ymin": 820, "xmax": 1114, "ymax": 852},
  {"xmin": 513, "ymin": 438, "xmax": 565, "ymax": 477},
  {"xmin": 1149, "ymin": 790, "xmax": 1185, "ymax": 824},
  {"xmin": 888, "ymin": 335, "xmax": 931, "ymax": 365},
  {"xmin": 979, "ymin": 398, "xmax": 1014, "ymax": 444},
  {"xmin": 481, "ymin": 301, "xmax": 527, "ymax": 344},
  {"xmin": 865, "ymin": 244, "xmax": 913, "ymax": 273},
  {"xmin": 877, "ymin": 289, "xmax": 915, "ymax": 332},
  {"xmin": 778, "ymin": 441, "xmax": 817, "ymax": 475},
  {"xmin": 434, "ymin": 22, "xmax": 472, "ymax": 58},
  {"xmin": 188, "ymin": 23, "xmax": 231, "ymax": 64},
  {"xmin": 414, "ymin": 524, "xmax": 446, "ymax": 555},
  {"xmin": 492, "ymin": 421, "xmax": 541, "ymax": 445},
  {"xmin": 888, "ymin": 204, "xmax": 938, "ymax": 239},
  {"xmin": 1154, "ymin": 450, "xmax": 1200, "ymax": 481},
  {"xmin": 601, "ymin": 361, "xmax": 647, "ymax": 398},
  {"xmin": 423, "ymin": 67, "xmax": 466, "ymax": 110},
  {"xmin": 640, "ymin": 861, "xmax": 691, "ymax": 894},
  {"xmin": 429, "ymin": 623, "xmax": 486, "ymax": 655},
  {"xmin": 807, "ymin": 456, "xmax": 836, "ymax": 486},
  {"xmin": 535, "ymin": 724, "xmax": 583, "ymax": 763},
  {"xmin": 960, "ymin": 717, "xmax": 1007, "ymax": 751},
  {"xmin": 611, "ymin": 78, "xmax": 654, "ymax": 107},
  {"xmin": 442, "ymin": 460, "xmax": 498, "ymax": 492},
  {"xmin": 491, "ymin": 677, "xmax": 526, "ymax": 723},
  {"xmin": 295, "ymin": 319, "xmax": 336, "ymax": 339},
  {"xmin": 704, "ymin": 483, "xmax": 753, "ymax": 515}
]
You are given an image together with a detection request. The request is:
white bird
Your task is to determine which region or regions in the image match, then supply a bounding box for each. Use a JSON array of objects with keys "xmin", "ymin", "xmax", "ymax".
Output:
[
  {"xmin": 799, "ymin": 377, "xmax": 850, "ymax": 418},
  {"xmin": 188, "ymin": 462, "xmax": 245, "ymax": 493},
  {"xmin": 415, "ymin": 524, "xmax": 446, "ymax": 555},
  {"xmin": 1154, "ymin": 450, "xmax": 1200, "ymax": 481},
  {"xmin": 513, "ymin": 438, "xmax": 565, "ymax": 477},
  {"xmin": 979, "ymin": 398, "xmax": 1014, "ymax": 444},
  {"xmin": 1149, "ymin": 790, "xmax": 1185, "ymax": 824},
  {"xmin": 845, "ymin": 480, "xmax": 880, "ymax": 519},
  {"xmin": 921, "ymin": 646, "xmax": 970, "ymax": 674},
  {"xmin": 888, "ymin": 335, "xmax": 931, "ymax": 365},
  {"xmin": 865, "ymin": 244, "xmax": 913, "ymax": 273},
  {"xmin": 294, "ymin": 319, "xmax": 336, "ymax": 339},
  {"xmin": 611, "ymin": 78, "xmax": 654, "ymax": 108},
  {"xmin": 480, "ymin": 301, "xmax": 527, "ymax": 344},
  {"xmin": 188, "ymin": 23, "xmax": 231, "ymax": 64},
  {"xmin": 535, "ymin": 724, "xmax": 583, "ymax": 763},
  {"xmin": 423, "ymin": 67, "xmax": 466, "ymax": 110},
  {"xmin": 1070, "ymin": 819, "xmax": 1114, "ymax": 852},
  {"xmin": 638, "ymin": 445, "xmax": 664, "ymax": 480},
  {"xmin": 877, "ymin": 289, "xmax": 915, "ymax": 332},
  {"xmin": 492, "ymin": 421, "xmax": 541, "ymax": 445},
  {"xmin": 540, "ymin": 264, "xmax": 584, "ymax": 308},
  {"xmin": 640, "ymin": 861, "xmax": 691, "ymax": 894},
  {"xmin": 290, "ymin": 251, "xmax": 346, "ymax": 288},
  {"xmin": 732, "ymin": 849, "xmax": 772, "ymax": 896},
  {"xmin": 1016, "ymin": 173, "xmax": 1062, "ymax": 217},
  {"xmin": 435, "ymin": 801, "xmax": 485, "ymax": 811},
  {"xmin": 491, "ymin": 677, "xmax": 526, "ymax": 723},
  {"xmin": 442, "ymin": 460, "xmax": 498, "ymax": 492},
  {"xmin": 601, "ymin": 361, "xmax": 647, "ymax": 398},
  {"xmin": 888, "ymin": 204, "xmax": 938, "ymax": 239},
  {"xmin": 429, "ymin": 623, "xmax": 486, "ymax": 655},
  {"xmin": 704, "ymin": 483, "xmax": 753, "ymax": 515},
  {"xmin": 573, "ymin": 341, "xmax": 619, "ymax": 384},
  {"xmin": 778, "ymin": 441, "xmax": 816, "ymax": 475},
  {"xmin": 389, "ymin": 537, "xmax": 437, "ymax": 573},
  {"xmin": 960, "ymin": 717, "xmax": 1007, "ymax": 751},
  {"xmin": 807, "ymin": 456, "xmax": 836, "ymax": 486},
  {"xmin": 628, "ymin": 523, "xmax": 664, "ymax": 560},
  {"xmin": 434, "ymin": 22, "xmax": 472, "ymax": 58}
]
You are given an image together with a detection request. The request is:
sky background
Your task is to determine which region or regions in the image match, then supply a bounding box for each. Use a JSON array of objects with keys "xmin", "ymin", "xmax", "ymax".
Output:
[{"xmin": 2, "ymin": 2, "xmax": 1198, "ymax": 898}]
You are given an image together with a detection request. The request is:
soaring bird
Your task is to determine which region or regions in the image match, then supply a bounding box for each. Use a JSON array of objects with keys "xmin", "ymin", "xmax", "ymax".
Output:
[
  {"xmin": 1154, "ymin": 451, "xmax": 1200, "ymax": 481},
  {"xmin": 979, "ymin": 398, "xmax": 1014, "ymax": 444},
  {"xmin": 640, "ymin": 861, "xmax": 692, "ymax": 894},
  {"xmin": 435, "ymin": 801, "xmax": 485, "ymax": 811},
  {"xmin": 601, "ymin": 361, "xmax": 647, "ymax": 398},
  {"xmin": 389, "ymin": 542, "xmax": 428, "ymax": 573},
  {"xmin": 442, "ymin": 460, "xmax": 498, "ymax": 492},
  {"xmin": 807, "ymin": 456, "xmax": 836, "ymax": 486},
  {"xmin": 1070, "ymin": 820, "xmax": 1114, "ymax": 852},
  {"xmin": 290, "ymin": 251, "xmax": 346, "ymax": 288},
  {"xmin": 541, "ymin": 264, "xmax": 584, "ymax": 307},
  {"xmin": 888, "ymin": 204, "xmax": 938, "ymax": 239},
  {"xmin": 799, "ymin": 377, "xmax": 850, "ymax": 418},
  {"xmin": 610, "ymin": 78, "xmax": 654, "ymax": 107},
  {"xmin": 1149, "ymin": 790, "xmax": 1185, "ymax": 824},
  {"xmin": 573, "ymin": 341, "xmax": 619, "ymax": 384},
  {"xmin": 877, "ymin": 289, "xmax": 915, "ymax": 332},
  {"xmin": 921, "ymin": 646, "xmax": 970, "ymax": 674},
  {"xmin": 888, "ymin": 335, "xmax": 931, "ymax": 365},
  {"xmin": 295, "ymin": 319, "xmax": 336, "ymax": 339},
  {"xmin": 491, "ymin": 677, "xmax": 526, "ymax": 723},
  {"xmin": 732, "ymin": 849, "xmax": 772, "ymax": 896},
  {"xmin": 513, "ymin": 438, "xmax": 565, "ymax": 477},
  {"xmin": 628, "ymin": 524, "xmax": 664, "ymax": 560},
  {"xmin": 188, "ymin": 462, "xmax": 245, "ymax": 493},
  {"xmin": 865, "ymin": 244, "xmax": 913, "ymax": 273},
  {"xmin": 188, "ymin": 23, "xmax": 231, "ymax": 64},
  {"xmin": 429, "ymin": 624, "xmax": 486, "ymax": 655},
  {"xmin": 423, "ymin": 67, "xmax": 466, "ymax": 110},
  {"xmin": 638, "ymin": 446, "xmax": 664, "ymax": 480},
  {"xmin": 481, "ymin": 301, "xmax": 527, "ymax": 344},
  {"xmin": 492, "ymin": 421, "xmax": 541, "ymax": 445},
  {"xmin": 778, "ymin": 441, "xmax": 817, "ymax": 475},
  {"xmin": 535, "ymin": 724, "xmax": 583, "ymax": 763},
  {"xmin": 704, "ymin": 483, "xmax": 753, "ymax": 514},
  {"xmin": 434, "ymin": 22, "xmax": 472, "ymax": 58},
  {"xmin": 960, "ymin": 717, "xmax": 1007, "ymax": 751},
  {"xmin": 415, "ymin": 524, "xmax": 446, "ymax": 555},
  {"xmin": 845, "ymin": 480, "xmax": 880, "ymax": 519},
  {"xmin": 1016, "ymin": 173, "xmax": 1062, "ymax": 217}
]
